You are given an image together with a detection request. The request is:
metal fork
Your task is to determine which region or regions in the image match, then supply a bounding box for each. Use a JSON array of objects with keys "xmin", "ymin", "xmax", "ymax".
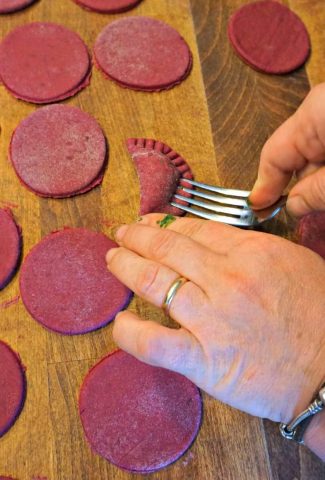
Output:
[{"xmin": 171, "ymin": 179, "xmax": 288, "ymax": 227}]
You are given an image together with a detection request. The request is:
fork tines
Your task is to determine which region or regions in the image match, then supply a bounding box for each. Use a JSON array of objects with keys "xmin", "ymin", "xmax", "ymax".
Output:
[{"xmin": 171, "ymin": 179, "xmax": 252, "ymax": 226}]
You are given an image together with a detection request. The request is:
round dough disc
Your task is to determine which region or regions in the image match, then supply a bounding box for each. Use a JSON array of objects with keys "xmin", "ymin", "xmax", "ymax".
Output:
[
  {"xmin": 20, "ymin": 229, "xmax": 132, "ymax": 335},
  {"xmin": 0, "ymin": 0, "xmax": 36, "ymax": 13},
  {"xmin": 10, "ymin": 105, "xmax": 107, "ymax": 198},
  {"xmin": 298, "ymin": 212, "xmax": 325, "ymax": 259},
  {"xmin": 0, "ymin": 209, "xmax": 21, "ymax": 290},
  {"xmin": 79, "ymin": 350, "xmax": 202, "ymax": 473},
  {"xmin": 0, "ymin": 341, "xmax": 26, "ymax": 437},
  {"xmin": 228, "ymin": 0, "xmax": 310, "ymax": 74},
  {"xmin": 73, "ymin": 0, "xmax": 142, "ymax": 13},
  {"xmin": 0, "ymin": 22, "xmax": 91, "ymax": 103},
  {"xmin": 94, "ymin": 16, "xmax": 192, "ymax": 91}
]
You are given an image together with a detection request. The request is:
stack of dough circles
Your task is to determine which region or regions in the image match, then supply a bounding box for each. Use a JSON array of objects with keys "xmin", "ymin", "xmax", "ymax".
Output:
[
  {"xmin": 20, "ymin": 229, "xmax": 132, "ymax": 335},
  {"xmin": 0, "ymin": 341, "xmax": 26, "ymax": 437},
  {"xmin": 73, "ymin": 0, "xmax": 143, "ymax": 13},
  {"xmin": 0, "ymin": 0, "xmax": 36, "ymax": 13},
  {"xmin": 94, "ymin": 16, "xmax": 192, "ymax": 91},
  {"xmin": 228, "ymin": 1, "xmax": 310, "ymax": 74},
  {"xmin": 79, "ymin": 350, "xmax": 202, "ymax": 473},
  {"xmin": 0, "ymin": 209, "xmax": 21, "ymax": 290},
  {"xmin": 10, "ymin": 105, "xmax": 107, "ymax": 198},
  {"xmin": 0, "ymin": 22, "xmax": 91, "ymax": 103}
]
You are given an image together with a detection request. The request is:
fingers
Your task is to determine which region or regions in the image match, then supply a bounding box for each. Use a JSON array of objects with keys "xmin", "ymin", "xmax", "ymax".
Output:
[
  {"xmin": 107, "ymin": 246, "xmax": 178, "ymax": 306},
  {"xmin": 249, "ymin": 115, "xmax": 306, "ymax": 208},
  {"xmin": 113, "ymin": 222, "xmax": 222, "ymax": 286},
  {"xmin": 107, "ymin": 246, "xmax": 209, "ymax": 328},
  {"xmin": 250, "ymin": 84, "xmax": 325, "ymax": 209},
  {"xmin": 163, "ymin": 278, "xmax": 210, "ymax": 327},
  {"xmin": 113, "ymin": 310, "xmax": 204, "ymax": 380},
  {"xmin": 287, "ymin": 166, "xmax": 325, "ymax": 216},
  {"xmin": 138, "ymin": 214, "xmax": 245, "ymax": 254},
  {"xmin": 296, "ymin": 162, "xmax": 323, "ymax": 181}
]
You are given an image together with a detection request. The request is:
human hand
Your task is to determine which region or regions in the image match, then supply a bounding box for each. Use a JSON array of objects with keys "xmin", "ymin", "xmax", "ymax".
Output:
[
  {"xmin": 249, "ymin": 83, "xmax": 325, "ymax": 217},
  {"xmin": 106, "ymin": 215, "xmax": 325, "ymax": 457}
]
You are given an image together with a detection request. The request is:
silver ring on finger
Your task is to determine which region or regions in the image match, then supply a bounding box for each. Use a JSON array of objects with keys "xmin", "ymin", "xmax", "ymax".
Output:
[{"xmin": 162, "ymin": 276, "xmax": 188, "ymax": 315}]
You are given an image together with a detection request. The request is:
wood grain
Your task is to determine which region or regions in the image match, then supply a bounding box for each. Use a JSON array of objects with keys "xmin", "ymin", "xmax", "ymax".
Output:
[
  {"xmin": 0, "ymin": 0, "xmax": 324, "ymax": 479},
  {"xmin": 0, "ymin": 1, "xmax": 224, "ymax": 479},
  {"xmin": 191, "ymin": 0, "xmax": 325, "ymax": 479},
  {"xmin": 289, "ymin": 0, "xmax": 325, "ymax": 87}
]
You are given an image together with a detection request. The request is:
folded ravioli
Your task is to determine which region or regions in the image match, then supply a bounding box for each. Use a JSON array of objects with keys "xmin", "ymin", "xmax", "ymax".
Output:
[{"xmin": 127, "ymin": 138, "xmax": 193, "ymax": 216}]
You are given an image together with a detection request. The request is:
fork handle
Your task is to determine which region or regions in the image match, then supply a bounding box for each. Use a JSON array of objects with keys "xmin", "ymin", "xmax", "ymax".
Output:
[
  {"xmin": 274, "ymin": 194, "xmax": 288, "ymax": 209},
  {"xmin": 252, "ymin": 195, "xmax": 288, "ymax": 211}
]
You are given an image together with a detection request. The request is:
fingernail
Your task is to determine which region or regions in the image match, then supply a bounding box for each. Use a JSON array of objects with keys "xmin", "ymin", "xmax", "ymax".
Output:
[
  {"xmin": 286, "ymin": 196, "xmax": 306, "ymax": 217},
  {"xmin": 248, "ymin": 178, "xmax": 262, "ymax": 203},
  {"xmin": 137, "ymin": 215, "xmax": 151, "ymax": 225},
  {"xmin": 115, "ymin": 224, "xmax": 128, "ymax": 243},
  {"xmin": 104, "ymin": 223, "xmax": 122, "ymax": 242},
  {"xmin": 106, "ymin": 247, "xmax": 119, "ymax": 265}
]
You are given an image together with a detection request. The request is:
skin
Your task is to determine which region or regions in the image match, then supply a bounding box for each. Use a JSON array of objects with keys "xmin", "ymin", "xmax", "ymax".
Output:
[
  {"xmin": 106, "ymin": 84, "xmax": 325, "ymax": 460},
  {"xmin": 250, "ymin": 83, "xmax": 325, "ymax": 216}
]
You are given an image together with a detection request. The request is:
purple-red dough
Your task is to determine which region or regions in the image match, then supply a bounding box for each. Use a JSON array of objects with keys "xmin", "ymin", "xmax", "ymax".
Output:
[
  {"xmin": 0, "ymin": 340, "xmax": 26, "ymax": 437},
  {"xmin": 20, "ymin": 228, "xmax": 132, "ymax": 335},
  {"xmin": 73, "ymin": 0, "xmax": 142, "ymax": 13},
  {"xmin": 0, "ymin": 209, "xmax": 21, "ymax": 290},
  {"xmin": 228, "ymin": 1, "xmax": 310, "ymax": 74},
  {"xmin": 297, "ymin": 212, "xmax": 325, "ymax": 260},
  {"xmin": 127, "ymin": 138, "xmax": 193, "ymax": 215},
  {"xmin": 94, "ymin": 16, "xmax": 192, "ymax": 91},
  {"xmin": 0, "ymin": 0, "xmax": 36, "ymax": 13},
  {"xmin": 0, "ymin": 22, "xmax": 91, "ymax": 103},
  {"xmin": 10, "ymin": 105, "xmax": 107, "ymax": 198},
  {"xmin": 79, "ymin": 350, "xmax": 202, "ymax": 473}
]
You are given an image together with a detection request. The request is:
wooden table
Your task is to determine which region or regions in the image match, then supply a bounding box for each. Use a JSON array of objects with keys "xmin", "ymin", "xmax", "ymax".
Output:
[{"xmin": 0, "ymin": 0, "xmax": 324, "ymax": 478}]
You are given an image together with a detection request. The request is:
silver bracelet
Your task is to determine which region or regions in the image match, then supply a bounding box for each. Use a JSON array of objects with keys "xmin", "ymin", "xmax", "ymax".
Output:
[{"xmin": 279, "ymin": 383, "xmax": 325, "ymax": 444}]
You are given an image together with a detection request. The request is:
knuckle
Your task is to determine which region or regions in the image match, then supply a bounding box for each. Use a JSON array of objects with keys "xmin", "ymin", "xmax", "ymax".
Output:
[
  {"xmin": 106, "ymin": 247, "xmax": 122, "ymax": 270},
  {"xmin": 112, "ymin": 313, "xmax": 125, "ymax": 340},
  {"xmin": 149, "ymin": 230, "xmax": 175, "ymax": 261},
  {"xmin": 134, "ymin": 263, "xmax": 160, "ymax": 298},
  {"xmin": 226, "ymin": 234, "xmax": 280, "ymax": 294},
  {"xmin": 169, "ymin": 337, "xmax": 195, "ymax": 371},
  {"xmin": 224, "ymin": 269, "xmax": 261, "ymax": 305},
  {"xmin": 260, "ymin": 138, "xmax": 272, "ymax": 160},
  {"xmin": 239, "ymin": 233, "xmax": 275, "ymax": 257},
  {"xmin": 136, "ymin": 326, "xmax": 160, "ymax": 362},
  {"xmin": 312, "ymin": 171, "xmax": 325, "ymax": 205},
  {"xmin": 179, "ymin": 281, "xmax": 206, "ymax": 311},
  {"xmin": 182, "ymin": 220, "xmax": 206, "ymax": 238},
  {"xmin": 310, "ymin": 83, "xmax": 325, "ymax": 99}
]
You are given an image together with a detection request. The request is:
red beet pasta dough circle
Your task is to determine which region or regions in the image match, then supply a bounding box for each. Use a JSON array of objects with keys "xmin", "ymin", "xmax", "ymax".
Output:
[
  {"xmin": 0, "ymin": 209, "xmax": 21, "ymax": 290},
  {"xmin": 0, "ymin": 22, "xmax": 91, "ymax": 103},
  {"xmin": 73, "ymin": 0, "xmax": 142, "ymax": 13},
  {"xmin": 228, "ymin": 1, "xmax": 310, "ymax": 74},
  {"xmin": 0, "ymin": 341, "xmax": 26, "ymax": 437},
  {"xmin": 79, "ymin": 350, "xmax": 202, "ymax": 473},
  {"xmin": 94, "ymin": 16, "xmax": 192, "ymax": 91},
  {"xmin": 297, "ymin": 212, "xmax": 325, "ymax": 260},
  {"xmin": 0, "ymin": 0, "xmax": 36, "ymax": 13},
  {"xmin": 10, "ymin": 105, "xmax": 107, "ymax": 198},
  {"xmin": 20, "ymin": 229, "xmax": 132, "ymax": 335}
]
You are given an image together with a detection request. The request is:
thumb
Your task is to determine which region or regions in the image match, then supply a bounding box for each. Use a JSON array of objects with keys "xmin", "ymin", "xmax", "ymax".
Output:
[{"xmin": 286, "ymin": 166, "xmax": 325, "ymax": 217}]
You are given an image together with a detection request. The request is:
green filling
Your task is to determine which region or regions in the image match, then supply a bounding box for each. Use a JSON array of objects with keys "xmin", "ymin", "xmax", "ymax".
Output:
[{"xmin": 156, "ymin": 214, "xmax": 176, "ymax": 229}]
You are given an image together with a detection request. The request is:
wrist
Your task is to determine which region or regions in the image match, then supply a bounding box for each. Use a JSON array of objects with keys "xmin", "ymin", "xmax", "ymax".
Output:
[
  {"xmin": 304, "ymin": 408, "xmax": 325, "ymax": 460},
  {"xmin": 281, "ymin": 374, "xmax": 325, "ymax": 426},
  {"xmin": 281, "ymin": 337, "xmax": 325, "ymax": 425}
]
